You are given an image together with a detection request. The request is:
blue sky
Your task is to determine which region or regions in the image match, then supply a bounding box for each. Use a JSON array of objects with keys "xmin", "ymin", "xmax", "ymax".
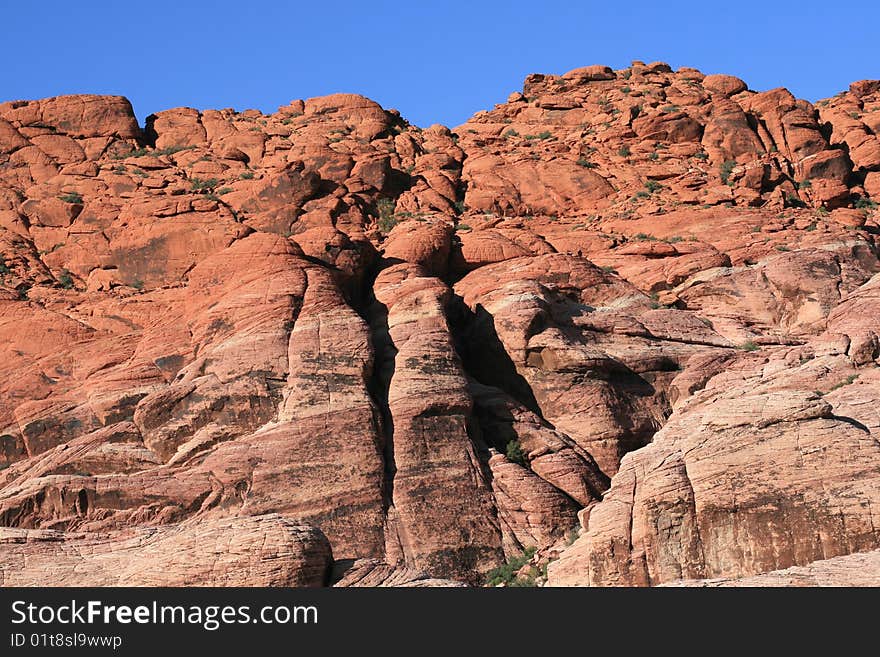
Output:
[{"xmin": 2, "ymin": 1, "xmax": 877, "ymax": 128}]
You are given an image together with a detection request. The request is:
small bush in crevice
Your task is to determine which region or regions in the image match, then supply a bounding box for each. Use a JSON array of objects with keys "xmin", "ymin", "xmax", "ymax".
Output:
[
  {"xmin": 58, "ymin": 192, "xmax": 83, "ymax": 204},
  {"xmin": 485, "ymin": 547, "xmax": 538, "ymax": 587},
  {"xmin": 719, "ymin": 160, "xmax": 736, "ymax": 186},
  {"xmin": 376, "ymin": 198, "xmax": 398, "ymax": 234},
  {"xmin": 191, "ymin": 178, "xmax": 219, "ymax": 192},
  {"xmin": 58, "ymin": 269, "xmax": 74, "ymax": 290},
  {"xmin": 828, "ymin": 374, "xmax": 859, "ymax": 392},
  {"xmin": 505, "ymin": 439, "xmax": 527, "ymax": 466}
]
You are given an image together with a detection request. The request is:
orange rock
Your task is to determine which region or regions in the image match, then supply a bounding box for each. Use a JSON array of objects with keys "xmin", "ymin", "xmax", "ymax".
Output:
[
  {"xmin": 702, "ymin": 74, "xmax": 748, "ymax": 97},
  {"xmin": 1, "ymin": 71, "xmax": 879, "ymax": 587},
  {"xmin": 0, "ymin": 95, "xmax": 139, "ymax": 139},
  {"xmin": 830, "ymin": 207, "xmax": 867, "ymax": 227}
]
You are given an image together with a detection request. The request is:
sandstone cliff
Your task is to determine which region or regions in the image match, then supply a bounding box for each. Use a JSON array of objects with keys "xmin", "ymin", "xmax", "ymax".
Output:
[{"xmin": 1, "ymin": 61, "xmax": 879, "ymax": 586}]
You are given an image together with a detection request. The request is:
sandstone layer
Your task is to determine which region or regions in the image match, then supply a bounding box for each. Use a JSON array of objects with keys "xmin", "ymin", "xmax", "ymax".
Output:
[{"xmin": 1, "ymin": 63, "xmax": 879, "ymax": 586}]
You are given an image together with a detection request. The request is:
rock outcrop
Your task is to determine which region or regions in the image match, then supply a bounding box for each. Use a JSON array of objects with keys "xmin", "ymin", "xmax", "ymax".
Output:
[
  {"xmin": 0, "ymin": 514, "xmax": 331, "ymax": 586},
  {"xmin": 1, "ymin": 65, "xmax": 879, "ymax": 586}
]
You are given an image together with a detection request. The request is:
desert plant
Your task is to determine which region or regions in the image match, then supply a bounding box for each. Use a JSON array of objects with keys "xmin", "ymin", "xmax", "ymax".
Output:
[
  {"xmin": 719, "ymin": 160, "xmax": 736, "ymax": 185},
  {"xmin": 485, "ymin": 547, "xmax": 537, "ymax": 587},
  {"xmin": 739, "ymin": 340, "xmax": 760, "ymax": 351},
  {"xmin": 505, "ymin": 439, "xmax": 527, "ymax": 466},
  {"xmin": 58, "ymin": 269, "xmax": 74, "ymax": 289},
  {"xmin": 376, "ymin": 198, "xmax": 398, "ymax": 234},
  {"xmin": 828, "ymin": 374, "xmax": 859, "ymax": 392},
  {"xmin": 618, "ymin": 146, "xmax": 631, "ymax": 157},
  {"xmin": 785, "ymin": 193, "xmax": 806, "ymax": 208},
  {"xmin": 190, "ymin": 178, "xmax": 219, "ymax": 192},
  {"xmin": 58, "ymin": 192, "xmax": 83, "ymax": 204}
]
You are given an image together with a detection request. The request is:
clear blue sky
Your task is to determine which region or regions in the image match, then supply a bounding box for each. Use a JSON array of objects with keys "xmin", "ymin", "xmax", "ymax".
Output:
[{"xmin": 2, "ymin": 1, "xmax": 877, "ymax": 129}]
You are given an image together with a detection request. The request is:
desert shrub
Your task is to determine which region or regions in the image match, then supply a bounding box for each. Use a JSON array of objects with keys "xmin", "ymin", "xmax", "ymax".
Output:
[
  {"xmin": 485, "ymin": 547, "xmax": 537, "ymax": 587},
  {"xmin": 58, "ymin": 192, "xmax": 83, "ymax": 204},
  {"xmin": 719, "ymin": 160, "xmax": 736, "ymax": 185},
  {"xmin": 828, "ymin": 374, "xmax": 859, "ymax": 391},
  {"xmin": 785, "ymin": 194, "xmax": 806, "ymax": 208},
  {"xmin": 191, "ymin": 178, "xmax": 219, "ymax": 192},
  {"xmin": 505, "ymin": 439, "xmax": 526, "ymax": 466},
  {"xmin": 58, "ymin": 269, "xmax": 74, "ymax": 289},
  {"xmin": 376, "ymin": 198, "xmax": 398, "ymax": 234}
]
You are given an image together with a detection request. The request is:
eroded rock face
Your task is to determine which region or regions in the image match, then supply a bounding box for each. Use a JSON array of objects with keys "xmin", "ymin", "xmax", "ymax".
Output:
[
  {"xmin": 663, "ymin": 549, "xmax": 880, "ymax": 586},
  {"xmin": 547, "ymin": 343, "xmax": 880, "ymax": 586},
  {"xmin": 0, "ymin": 514, "xmax": 331, "ymax": 586},
  {"xmin": 1, "ymin": 64, "xmax": 879, "ymax": 586}
]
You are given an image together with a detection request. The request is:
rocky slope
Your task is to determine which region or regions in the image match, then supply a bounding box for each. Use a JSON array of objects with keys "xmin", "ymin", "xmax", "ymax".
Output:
[{"xmin": 1, "ymin": 61, "xmax": 879, "ymax": 587}]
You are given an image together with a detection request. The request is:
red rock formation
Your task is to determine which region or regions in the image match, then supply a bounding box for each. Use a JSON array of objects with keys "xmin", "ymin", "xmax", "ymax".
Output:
[
  {"xmin": 0, "ymin": 514, "xmax": 331, "ymax": 586},
  {"xmin": 1, "ymin": 64, "xmax": 879, "ymax": 586}
]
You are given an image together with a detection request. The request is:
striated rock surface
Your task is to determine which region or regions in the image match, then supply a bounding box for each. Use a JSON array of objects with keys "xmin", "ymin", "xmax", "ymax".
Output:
[
  {"xmin": 1, "ymin": 64, "xmax": 879, "ymax": 586},
  {"xmin": 664, "ymin": 549, "xmax": 880, "ymax": 587},
  {"xmin": 0, "ymin": 514, "xmax": 331, "ymax": 586}
]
